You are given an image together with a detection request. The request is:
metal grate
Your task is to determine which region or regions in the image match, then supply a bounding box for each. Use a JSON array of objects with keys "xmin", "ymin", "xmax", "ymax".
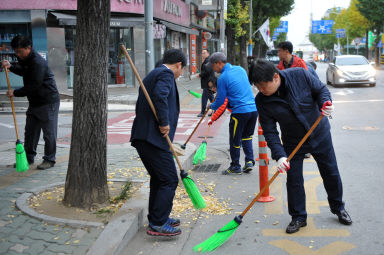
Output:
[{"xmin": 192, "ymin": 164, "xmax": 221, "ymax": 172}]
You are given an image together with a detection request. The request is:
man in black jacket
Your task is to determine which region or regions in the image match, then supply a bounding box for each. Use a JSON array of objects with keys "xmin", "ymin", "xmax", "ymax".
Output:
[
  {"xmin": 2, "ymin": 36, "xmax": 60, "ymax": 170},
  {"xmin": 130, "ymin": 49, "xmax": 186, "ymax": 236},
  {"xmin": 198, "ymin": 49, "xmax": 215, "ymax": 117}
]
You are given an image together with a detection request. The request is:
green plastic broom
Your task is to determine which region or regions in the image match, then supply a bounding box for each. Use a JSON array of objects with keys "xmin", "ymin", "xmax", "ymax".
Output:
[
  {"xmin": 194, "ymin": 114, "xmax": 324, "ymax": 252},
  {"xmin": 193, "ymin": 125, "xmax": 210, "ymax": 165},
  {"xmin": 121, "ymin": 45, "xmax": 206, "ymax": 209},
  {"xmin": 4, "ymin": 67, "xmax": 29, "ymax": 172},
  {"xmin": 179, "ymin": 83, "xmax": 202, "ymax": 98}
]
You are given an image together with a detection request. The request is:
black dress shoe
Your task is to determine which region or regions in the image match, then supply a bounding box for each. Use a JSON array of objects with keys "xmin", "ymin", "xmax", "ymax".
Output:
[
  {"xmin": 286, "ymin": 219, "xmax": 307, "ymax": 234},
  {"xmin": 333, "ymin": 209, "xmax": 352, "ymax": 225}
]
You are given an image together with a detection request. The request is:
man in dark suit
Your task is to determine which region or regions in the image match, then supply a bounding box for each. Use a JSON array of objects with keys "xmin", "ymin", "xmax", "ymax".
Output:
[
  {"xmin": 198, "ymin": 49, "xmax": 215, "ymax": 117},
  {"xmin": 249, "ymin": 59, "xmax": 352, "ymax": 234},
  {"xmin": 130, "ymin": 49, "xmax": 186, "ymax": 236}
]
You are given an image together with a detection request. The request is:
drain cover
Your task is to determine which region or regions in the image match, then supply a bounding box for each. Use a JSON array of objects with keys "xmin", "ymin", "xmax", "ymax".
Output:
[{"xmin": 192, "ymin": 164, "xmax": 221, "ymax": 172}]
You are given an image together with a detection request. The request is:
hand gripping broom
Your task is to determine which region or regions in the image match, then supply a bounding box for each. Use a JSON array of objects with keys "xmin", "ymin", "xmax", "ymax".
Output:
[
  {"xmin": 120, "ymin": 45, "xmax": 206, "ymax": 209},
  {"xmin": 4, "ymin": 67, "xmax": 29, "ymax": 172},
  {"xmin": 193, "ymin": 125, "xmax": 210, "ymax": 165},
  {"xmin": 194, "ymin": 114, "xmax": 324, "ymax": 252}
]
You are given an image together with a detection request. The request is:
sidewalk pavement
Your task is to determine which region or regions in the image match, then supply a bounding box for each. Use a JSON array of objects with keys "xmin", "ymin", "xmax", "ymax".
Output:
[{"xmin": 0, "ymin": 140, "xmax": 196, "ymax": 255}]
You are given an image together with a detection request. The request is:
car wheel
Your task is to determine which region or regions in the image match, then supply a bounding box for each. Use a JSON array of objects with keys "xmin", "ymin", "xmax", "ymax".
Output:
[
  {"xmin": 369, "ymin": 83, "xmax": 376, "ymax": 87},
  {"xmin": 331, "ymin": 74, "xmax": 337, "ymax": 87}
]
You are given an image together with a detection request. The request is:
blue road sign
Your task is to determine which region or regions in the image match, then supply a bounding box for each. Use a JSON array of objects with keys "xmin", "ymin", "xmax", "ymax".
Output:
[
  {"xmin": 312, "ymin": 20, "xmax": 334, "ymax": 34},
  {"xmin": 272, "ymin": 36, "xmax": 277, "ymax": 41},
  {"xmin": 273, "ymin": 31, "xmax": 280, "ymax": 36},
  {"xmin": 275, "ymin": 21, "xmax": 288, "ymax": 33},
  {"xmin": 361, "ymin": 37, "xmax": 366, "ymax": 43},
  {"xmin": 335, "ymin": 28, "xmax": 345, "ymax": 38}
]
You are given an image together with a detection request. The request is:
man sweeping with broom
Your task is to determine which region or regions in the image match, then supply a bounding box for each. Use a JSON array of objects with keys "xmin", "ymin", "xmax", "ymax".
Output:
[
  {"xmin": 249, "ymin": 59, "xmax": 352, "ymax": 234},
  {"xmin": 2, "ymin": 36, "xmax": 60, "ymax": 170},
  {"xmin": 130, "ymin": 49, "xmax": 186, "ymax": 236}
]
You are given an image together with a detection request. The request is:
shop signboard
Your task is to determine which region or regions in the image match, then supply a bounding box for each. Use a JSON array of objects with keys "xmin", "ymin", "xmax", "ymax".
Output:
[
  {"xmin": 190, "ymin": 33, "xmax": 197, "ymax": 74},
  {"xmin": 154, "ymin": 0, "xmax": 190, "ymax": 27}
]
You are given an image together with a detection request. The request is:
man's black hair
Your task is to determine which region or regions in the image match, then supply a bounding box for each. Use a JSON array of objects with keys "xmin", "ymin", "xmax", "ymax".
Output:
[
  {"xmin": 163, "ymin": 49, "xmax": 186, "ymax": 67},
  {"xmin": 277, "ymin": 41, "xmax": 293, "ymax": 54},
  {"xmin": 11, "ymin": 35, "xmax": 32, "ymax": 49},
  {"xmin": 248, "ymin": 59, "xmax": 278, "ymax": 84}
]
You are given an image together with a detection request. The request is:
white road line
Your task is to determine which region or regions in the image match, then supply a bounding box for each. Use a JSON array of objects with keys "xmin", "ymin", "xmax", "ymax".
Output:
[
  {"xmin": 334, "ymin": 99, "xmax": 384, "ymax": 103},
  {"xmin": 0, "ymin": 122, "xmax": 14, "ymax": 128}
]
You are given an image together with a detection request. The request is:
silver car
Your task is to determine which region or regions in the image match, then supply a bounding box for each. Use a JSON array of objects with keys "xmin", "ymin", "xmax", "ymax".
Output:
[{"xmin": 326, "ymin": 55, "xmax": 376, "ymax": 87}]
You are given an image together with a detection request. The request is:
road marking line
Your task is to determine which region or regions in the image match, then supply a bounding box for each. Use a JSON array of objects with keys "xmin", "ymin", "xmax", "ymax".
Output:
[
  {"xmin": 0, "ymin": 122, "xmax": 14, "ymax": 128},
  {"xmin": 334, "ymin": 99, "xmax": 384, "ymax": 103},
  {"xmin": 262, "ymin": 217, "xmax": 350, "ymax": 237},
  {"xmin": 305, "ymin": 176, "xmax": 328, "ymax": 214},
  {"xmin": 269, "ymin": 240, "xmax": 355, "ymax": 255}
]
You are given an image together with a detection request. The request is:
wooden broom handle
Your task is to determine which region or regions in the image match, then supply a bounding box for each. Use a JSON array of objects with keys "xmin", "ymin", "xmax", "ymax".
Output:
[
  {"xmin": 204, "ymin": 125, "xmax": 211, "ymax": 141},
  {"xmin": 120, "ymin": 45, "xmax": 184, "ymax": 170},
  {"xmin": 241, "ymin": 114, "xmax": 324, "ymax": 217},
  {"xmin": 4, "ymin": 67, "xmax": 20, "ymax": 140},
  {"xmin": 183, "ymin": 94, "xmax": 216, "ymax": 146}
]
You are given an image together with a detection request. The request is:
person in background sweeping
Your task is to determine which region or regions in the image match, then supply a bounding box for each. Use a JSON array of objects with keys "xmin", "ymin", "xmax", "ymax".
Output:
[
  {"xmin": 130, "ymin": 49, "xmax": 186, "ymax": 236},
  {"xmin": 208, "ymin": 52, "xmax": 257, "ymax": 175},
  {"xmin": 2, "ymin": 36, "xmax": 60, "ymax": 170},
  {"xmin": 198, "ymin": 49, "xmax": 215, "ymax": 117},
  {"xmin": 249, "ymin": 59, "xmax": 352, "ymax": 234}
]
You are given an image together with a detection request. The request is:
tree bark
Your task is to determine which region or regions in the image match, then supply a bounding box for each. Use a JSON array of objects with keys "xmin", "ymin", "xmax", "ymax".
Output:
[
  {"xmin": 63, "ymin": 0, "xmax": 110, "ymax": 208},
  {"xmin": 226, "ymin": 25, "xmax": 236, "ymax": 64},
  {"xmin": 239, "ymin": 35, "xmax": 248, "ymax": 71}
]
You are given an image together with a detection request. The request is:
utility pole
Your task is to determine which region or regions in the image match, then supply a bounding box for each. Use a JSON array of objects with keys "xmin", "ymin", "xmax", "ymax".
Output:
[
  {"xmin": 144, "ymin": 0, "xmax": 154, "ymax": 74},
  {"xmin": 248, "ymin": 0, "xmax": 253, "ymax": 56},
  {"xmin": 219, "ymin": 0, "xmax": 226, "ymax": 53}
]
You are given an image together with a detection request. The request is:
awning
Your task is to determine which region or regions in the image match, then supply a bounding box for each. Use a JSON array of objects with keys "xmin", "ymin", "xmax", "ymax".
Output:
[
  {"xmin": 161, "ymin": 20, "xmax": 199, "ymax": 36},
  {"xmin": 50, "ymin": 12, "xmax": 144, "ymax": 27}
]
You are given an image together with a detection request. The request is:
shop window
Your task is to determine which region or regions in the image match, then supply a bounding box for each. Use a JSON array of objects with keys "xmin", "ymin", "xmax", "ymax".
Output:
[
  {"xmin": 0, "ymin": 23, "xmax": 31, "ymax": 89},
  {"xmin": 64, "ymin": 26, "xmax": 134, "ymax": 88}
]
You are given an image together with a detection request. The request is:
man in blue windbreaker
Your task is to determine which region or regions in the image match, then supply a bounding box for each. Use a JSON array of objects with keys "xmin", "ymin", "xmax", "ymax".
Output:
[
  {"xmin": 208, "ymin": 52, "xmax": 257, "ymax": 175},
  {"xmin": 130, "ymin": 49, "xmax": 186, "ymax": 237},
  {"xmin": 249, "ymin": 59, "xmax": 352, "ymax": 234}
]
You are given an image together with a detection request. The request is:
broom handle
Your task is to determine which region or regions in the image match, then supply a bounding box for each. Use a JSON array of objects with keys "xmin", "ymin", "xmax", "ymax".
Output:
[
  {"xmin": 240, "ymin": 114, "xmax": 324, "ymax": 217},
  {"xmin": 183, "ymin": 94, "xmax": 216, "ymax": 146},
  {"xmin": 204, "ymin": 125, "xmax": 211, "ymax": 140},
  {"xmin": 4, "ymin": 67, "xmax": 20, "ymax": 140},
  {"xmin": 120, "ymin": 45, "xmax": 184, "ymax": 170}
]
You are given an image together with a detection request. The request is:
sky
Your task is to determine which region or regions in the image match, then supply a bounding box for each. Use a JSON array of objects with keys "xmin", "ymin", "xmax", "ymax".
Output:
[{"xmin": 283, "ymin": 0, "xmax": 352, "ymax": 47}]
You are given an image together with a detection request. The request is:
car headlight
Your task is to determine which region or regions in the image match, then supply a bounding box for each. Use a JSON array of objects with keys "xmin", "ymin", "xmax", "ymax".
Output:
[
  {"xmin": 336, "ymin": 69, "xmax": 344, "ymax": 76},
  {"xmin": 368, "ymin": 68, "xmax": 376, "ymax": 76}
]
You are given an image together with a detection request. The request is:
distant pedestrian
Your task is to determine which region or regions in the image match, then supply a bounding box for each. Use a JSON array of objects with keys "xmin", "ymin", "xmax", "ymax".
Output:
[
  {"xmin": 276, "ymin": 41, "xmax": 308, "ymax": 70},
  {"xmin": 198, "ymin": 49, "xmax": 215, "ymax": 117},
  {"xmin": 208, "ymin": 52, "xmax": 257, "ymax": 174},
  {"xmin": 130, "ymin": 49, "xmax": 186, "ymax": 236},
  {"xmin": 249, "ymin": 59, "xmax": 352, "ymax": 234},
  {"xmin": 2, "ymin": 35, "xmax": 60, "ymax": 170}
]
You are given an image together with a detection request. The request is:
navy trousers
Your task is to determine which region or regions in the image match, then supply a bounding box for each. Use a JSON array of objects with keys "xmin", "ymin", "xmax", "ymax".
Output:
[
  {"xmin": 286, "ymin": 134, "xmax": 344, "ymax": 220},
  {"xmin": 200, "ymin": 88, "xmax": 214, "ymax": 114},
  {"xmin": 133, "ymin": 140, "xmax": 179, "ymax": 226},
  {"xmin": 229, "ymin": 111, "xmax": 258, "ymax": 170},
  {"xmin": 24, "ymin": 101, "xmax": 60, "ymax": 163}
]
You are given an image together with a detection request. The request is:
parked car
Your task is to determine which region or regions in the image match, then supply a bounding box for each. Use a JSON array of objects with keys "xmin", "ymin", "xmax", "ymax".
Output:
[{"xmin": 326, "ymin": 55, "xmax": 376, "ymax": 87}]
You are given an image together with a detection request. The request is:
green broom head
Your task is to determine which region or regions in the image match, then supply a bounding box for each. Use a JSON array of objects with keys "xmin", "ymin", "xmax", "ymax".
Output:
[
  {"xmin": 193, "ymin": 141, "xmax": 207, "ymax": 165},
  {"xmin": 180, "ymin": 170, "xmax": 206, "ymax": 209},
  {"xmin": 15, "ymin": 140, "xmax": 29, "ymax": 172},
  {"xmin": 194, "ymin": 215, "xmax": 243, "ymax": 252},
  {"xmin": 189, "ymin": 90, "xmax": 202, "ymax": 98}
]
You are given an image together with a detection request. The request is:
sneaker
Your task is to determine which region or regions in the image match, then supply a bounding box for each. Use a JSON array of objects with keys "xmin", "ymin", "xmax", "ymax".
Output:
[
  {"xmin": 167, "ymin": 217, "xmax": 180, "ymax": 227},
  {"xmin": 146, "ymin": 222, "xmax": 181, "ymax": 236},
  {"xmin": 242, "ymin": 161, "xmax": 254, "ymax": 173},
  {"xmin": 197, "ymin": 113, "xmax": 204, "ymax": 117},
  {"xmin": 37, "ymin": 160, "xmax": 55, "ymax": 170},
  {"xmin": 222, "ymin": 167, "xmax": 242, "ymax": 175}
]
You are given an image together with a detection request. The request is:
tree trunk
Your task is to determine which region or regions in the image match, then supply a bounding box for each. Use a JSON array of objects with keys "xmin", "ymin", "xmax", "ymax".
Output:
[
  {"xmin": 226, "ymin": 25, "xmax": 236, "ymax": 64},
  {"xmin": 239, "ymin": 35, "xmax": 248, "ymax": 71},
  {"xmin": 63, "ymin": 0, "xmax": 110, "ymax": 209},
  {"xmin": 365, "ymin": 30, "xmax": 369, "ymax": 59}
]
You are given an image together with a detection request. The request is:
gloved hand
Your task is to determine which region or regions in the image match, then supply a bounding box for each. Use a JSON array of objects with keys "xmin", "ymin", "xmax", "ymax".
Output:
[
  {"xmin": 277, "ymin": 157, "xmax": 290, "ymax": 173},
  {"xmin": 208, "ymin": 120, "xmax": 213, "ymax": 125},
  {"xmin": 321, "ymin": 101, "xmax": 334, "ymax": 117}
]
